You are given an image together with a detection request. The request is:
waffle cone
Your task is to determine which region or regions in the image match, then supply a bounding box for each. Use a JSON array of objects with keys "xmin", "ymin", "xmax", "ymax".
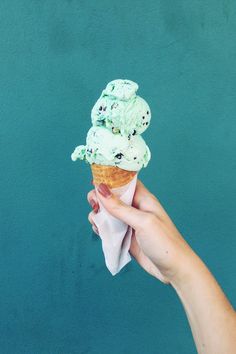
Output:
[{"xmin": 91, "ymin": 164, "xmax": 137, "ymax": 189}]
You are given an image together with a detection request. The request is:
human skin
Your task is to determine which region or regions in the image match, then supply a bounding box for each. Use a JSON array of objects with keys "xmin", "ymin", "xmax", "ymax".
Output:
[{"xmin": 87, "ymin": 180, "xmax": 236, "ymax": 354}]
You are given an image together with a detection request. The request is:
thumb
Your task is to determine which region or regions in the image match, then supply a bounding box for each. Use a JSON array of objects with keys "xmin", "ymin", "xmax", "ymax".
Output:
[{"xmin": 96, "ymin": 183, "xmax": 145, "ymax": 230}]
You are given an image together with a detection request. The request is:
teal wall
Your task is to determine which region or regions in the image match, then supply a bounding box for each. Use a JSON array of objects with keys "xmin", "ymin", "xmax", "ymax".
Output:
[{"xmin": 1, "ymin": 1, "xmax": 236, "ymax": 353}]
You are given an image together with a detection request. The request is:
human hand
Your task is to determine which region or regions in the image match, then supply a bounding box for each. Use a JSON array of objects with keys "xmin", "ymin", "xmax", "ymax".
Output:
[
  {"xmin": 88, "ymin": 181, "xmax": 236, "ymax": 354},
  {"xmin": 87, "ymin": 180, "xmax": 193, "ymax": 284}
]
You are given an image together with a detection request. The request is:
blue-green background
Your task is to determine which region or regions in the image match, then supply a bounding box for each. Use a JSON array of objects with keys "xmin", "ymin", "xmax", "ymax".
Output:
[{"xmin": 1, "ymin": 1, "xmax": 236, "ymax": 353}]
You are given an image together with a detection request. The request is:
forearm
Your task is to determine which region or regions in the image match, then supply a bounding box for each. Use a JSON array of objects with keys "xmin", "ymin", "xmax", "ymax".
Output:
[{"xmin": 171, "ymin": 251, "xmax": 236, "ymax": 354}]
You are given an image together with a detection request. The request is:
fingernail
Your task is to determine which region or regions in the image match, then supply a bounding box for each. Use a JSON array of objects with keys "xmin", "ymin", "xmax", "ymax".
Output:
[
  {"xmin": 90, "ymin": 199, "xmax": 99, "ymax": 212},
  {"xmin": 97, "ymin": 183, "xmax": 112, "ymax": 198},
  {"xmin": 90, "ymin": 199, "xmax": 96, "ymax": 210}
]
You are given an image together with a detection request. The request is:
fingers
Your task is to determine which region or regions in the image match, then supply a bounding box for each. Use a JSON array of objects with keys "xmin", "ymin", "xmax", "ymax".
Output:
[
  {"xmin": 87, "ymin": 190, "xmax": 100, "ymax": 235},
  {"xmin": 88, "ymin": 180, "xmax": 168, "ymax": 223},
  {"xmin": 88, "ymin": 210, "xmax": 99, "ymax": 236},
  {"xmin": 87, "ymin": 180, "xmax": 172, "ymax": 232},
  {"xmin": 96, "ymin": 183, "xmax": 146, "ymax": 230},
  {"xmin": 87, "ymin": 189, "xmax": 99, "ymax": 212}
]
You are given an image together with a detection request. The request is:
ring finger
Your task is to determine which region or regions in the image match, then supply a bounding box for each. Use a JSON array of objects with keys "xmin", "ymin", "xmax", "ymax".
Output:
[{"xmin": 88, "ymin": 210, "xmax": 99, "ymax": 235}]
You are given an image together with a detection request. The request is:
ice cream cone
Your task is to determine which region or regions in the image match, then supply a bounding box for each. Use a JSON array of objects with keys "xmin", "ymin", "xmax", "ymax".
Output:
[{"xmin": 91, "ymin": 164, "xmax": 137, "ymax": 189}]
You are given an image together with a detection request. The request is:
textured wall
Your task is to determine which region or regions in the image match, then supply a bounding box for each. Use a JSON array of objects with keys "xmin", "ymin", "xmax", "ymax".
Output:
[{"xmin": 0, "ymin": 1, "xmax": 236, "ymax": 353}]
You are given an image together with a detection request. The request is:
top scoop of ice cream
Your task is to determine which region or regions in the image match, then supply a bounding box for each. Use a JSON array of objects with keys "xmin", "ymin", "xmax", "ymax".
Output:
[
  {"xmin": 103, "ymin": 79, "xmax": 138, "ymax": 101},
  {"xmin": 91, "ymin": 79, "xmax": 151, "ymax": 136}
]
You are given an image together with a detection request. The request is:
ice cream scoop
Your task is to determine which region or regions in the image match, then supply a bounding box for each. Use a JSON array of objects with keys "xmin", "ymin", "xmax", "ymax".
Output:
[
  {"xmin": 103, "ymin": 79, "xmax": 138, "ymax": 101},
  {"xmin": 91, "ymin": 79, "xmax": 151, "ymax": 136},
  {"xmin": 71, "ymin": 126, "xmax": 151, "ymax": 172}
]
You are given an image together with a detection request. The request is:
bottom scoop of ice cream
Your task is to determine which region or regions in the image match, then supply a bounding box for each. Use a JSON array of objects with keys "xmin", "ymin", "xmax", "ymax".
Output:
[{"xmin": 71, "ymin": 126, "xmax": 151, "ymax": 172}]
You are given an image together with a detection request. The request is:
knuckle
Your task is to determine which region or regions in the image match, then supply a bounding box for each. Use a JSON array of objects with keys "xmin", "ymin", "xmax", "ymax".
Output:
[
  {"xmin": 87, "ymin": 190, "xmax": 96, "ymax": 204},
  {"xmin": 109, "ymin": 197, "xmax": 122, "ymax": 211}
]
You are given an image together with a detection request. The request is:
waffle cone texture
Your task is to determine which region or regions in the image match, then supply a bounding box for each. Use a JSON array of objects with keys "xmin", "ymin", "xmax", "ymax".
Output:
[{"xmin": 91, "ymin": 164, "xmax": 136, "ymax": 189}]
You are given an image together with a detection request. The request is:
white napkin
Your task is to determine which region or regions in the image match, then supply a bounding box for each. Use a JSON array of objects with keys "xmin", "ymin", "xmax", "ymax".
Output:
[{"xmin": 93, "ymin": 175, "xmax": 137, "ymax": 276}]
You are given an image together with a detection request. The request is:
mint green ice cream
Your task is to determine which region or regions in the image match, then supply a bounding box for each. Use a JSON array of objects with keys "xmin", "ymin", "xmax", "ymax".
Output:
[
  {"xmin": 91, "ymin": 79, "xmax": 151, "ymax": 136},
  {"xmin": 71, "ymin": 126, "xmax": 151, "ymax": 171},
  {"xmin": 71, "ymin": 79, "xmax": 151, "ymax": 172}
]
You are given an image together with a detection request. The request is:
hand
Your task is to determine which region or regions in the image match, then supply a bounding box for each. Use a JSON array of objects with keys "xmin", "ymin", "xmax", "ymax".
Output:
[
  {"xmin": 88, "ymin": 180, "xmax": 236, "ymax": 354},
  {"xmin": 87, "ymin": 180, "xmax": 193, "ymax": 283}
]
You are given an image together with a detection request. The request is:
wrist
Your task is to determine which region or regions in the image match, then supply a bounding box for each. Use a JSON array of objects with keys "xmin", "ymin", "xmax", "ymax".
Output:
[{"xmin": 170, "ymin": 247, "xmax": 205, "ymax": 291}]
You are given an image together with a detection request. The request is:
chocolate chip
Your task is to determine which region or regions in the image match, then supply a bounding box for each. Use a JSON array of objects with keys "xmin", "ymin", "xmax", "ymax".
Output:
[
  {"xmin": 99, "ymin": 106, "xmax": 103, "ymax": 111},
  {"xmin": 115, "ymin": 153, "xmax": 124, "ymax": 159},
  {"xmin": 146, "ymin": 122, "xmax": 148, "ymax": 125},
  {"xmin": 142, "ymin": 116, "xmax": 145, "ymax": 119},
  {"xmin": 103, "ymin": 106, "xmax": 107, "ymax": 111},
  {"xmin": 111, "ymin": 102, "xmax": 118, "ymax": 110},
  {"xmin": 147, "ymin": 111, "xmax": 149, "ymax": 114},
  {"xmin": 134, "ymin": 157, "xmax": 137, "ymax": 160},
  {"xmin": 132, "ymin": 130, "xmax": 136, "ymax": 136},
  {"xmin": 128, "ymin": 134, "xmax": 131, "ymax": 140}
]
